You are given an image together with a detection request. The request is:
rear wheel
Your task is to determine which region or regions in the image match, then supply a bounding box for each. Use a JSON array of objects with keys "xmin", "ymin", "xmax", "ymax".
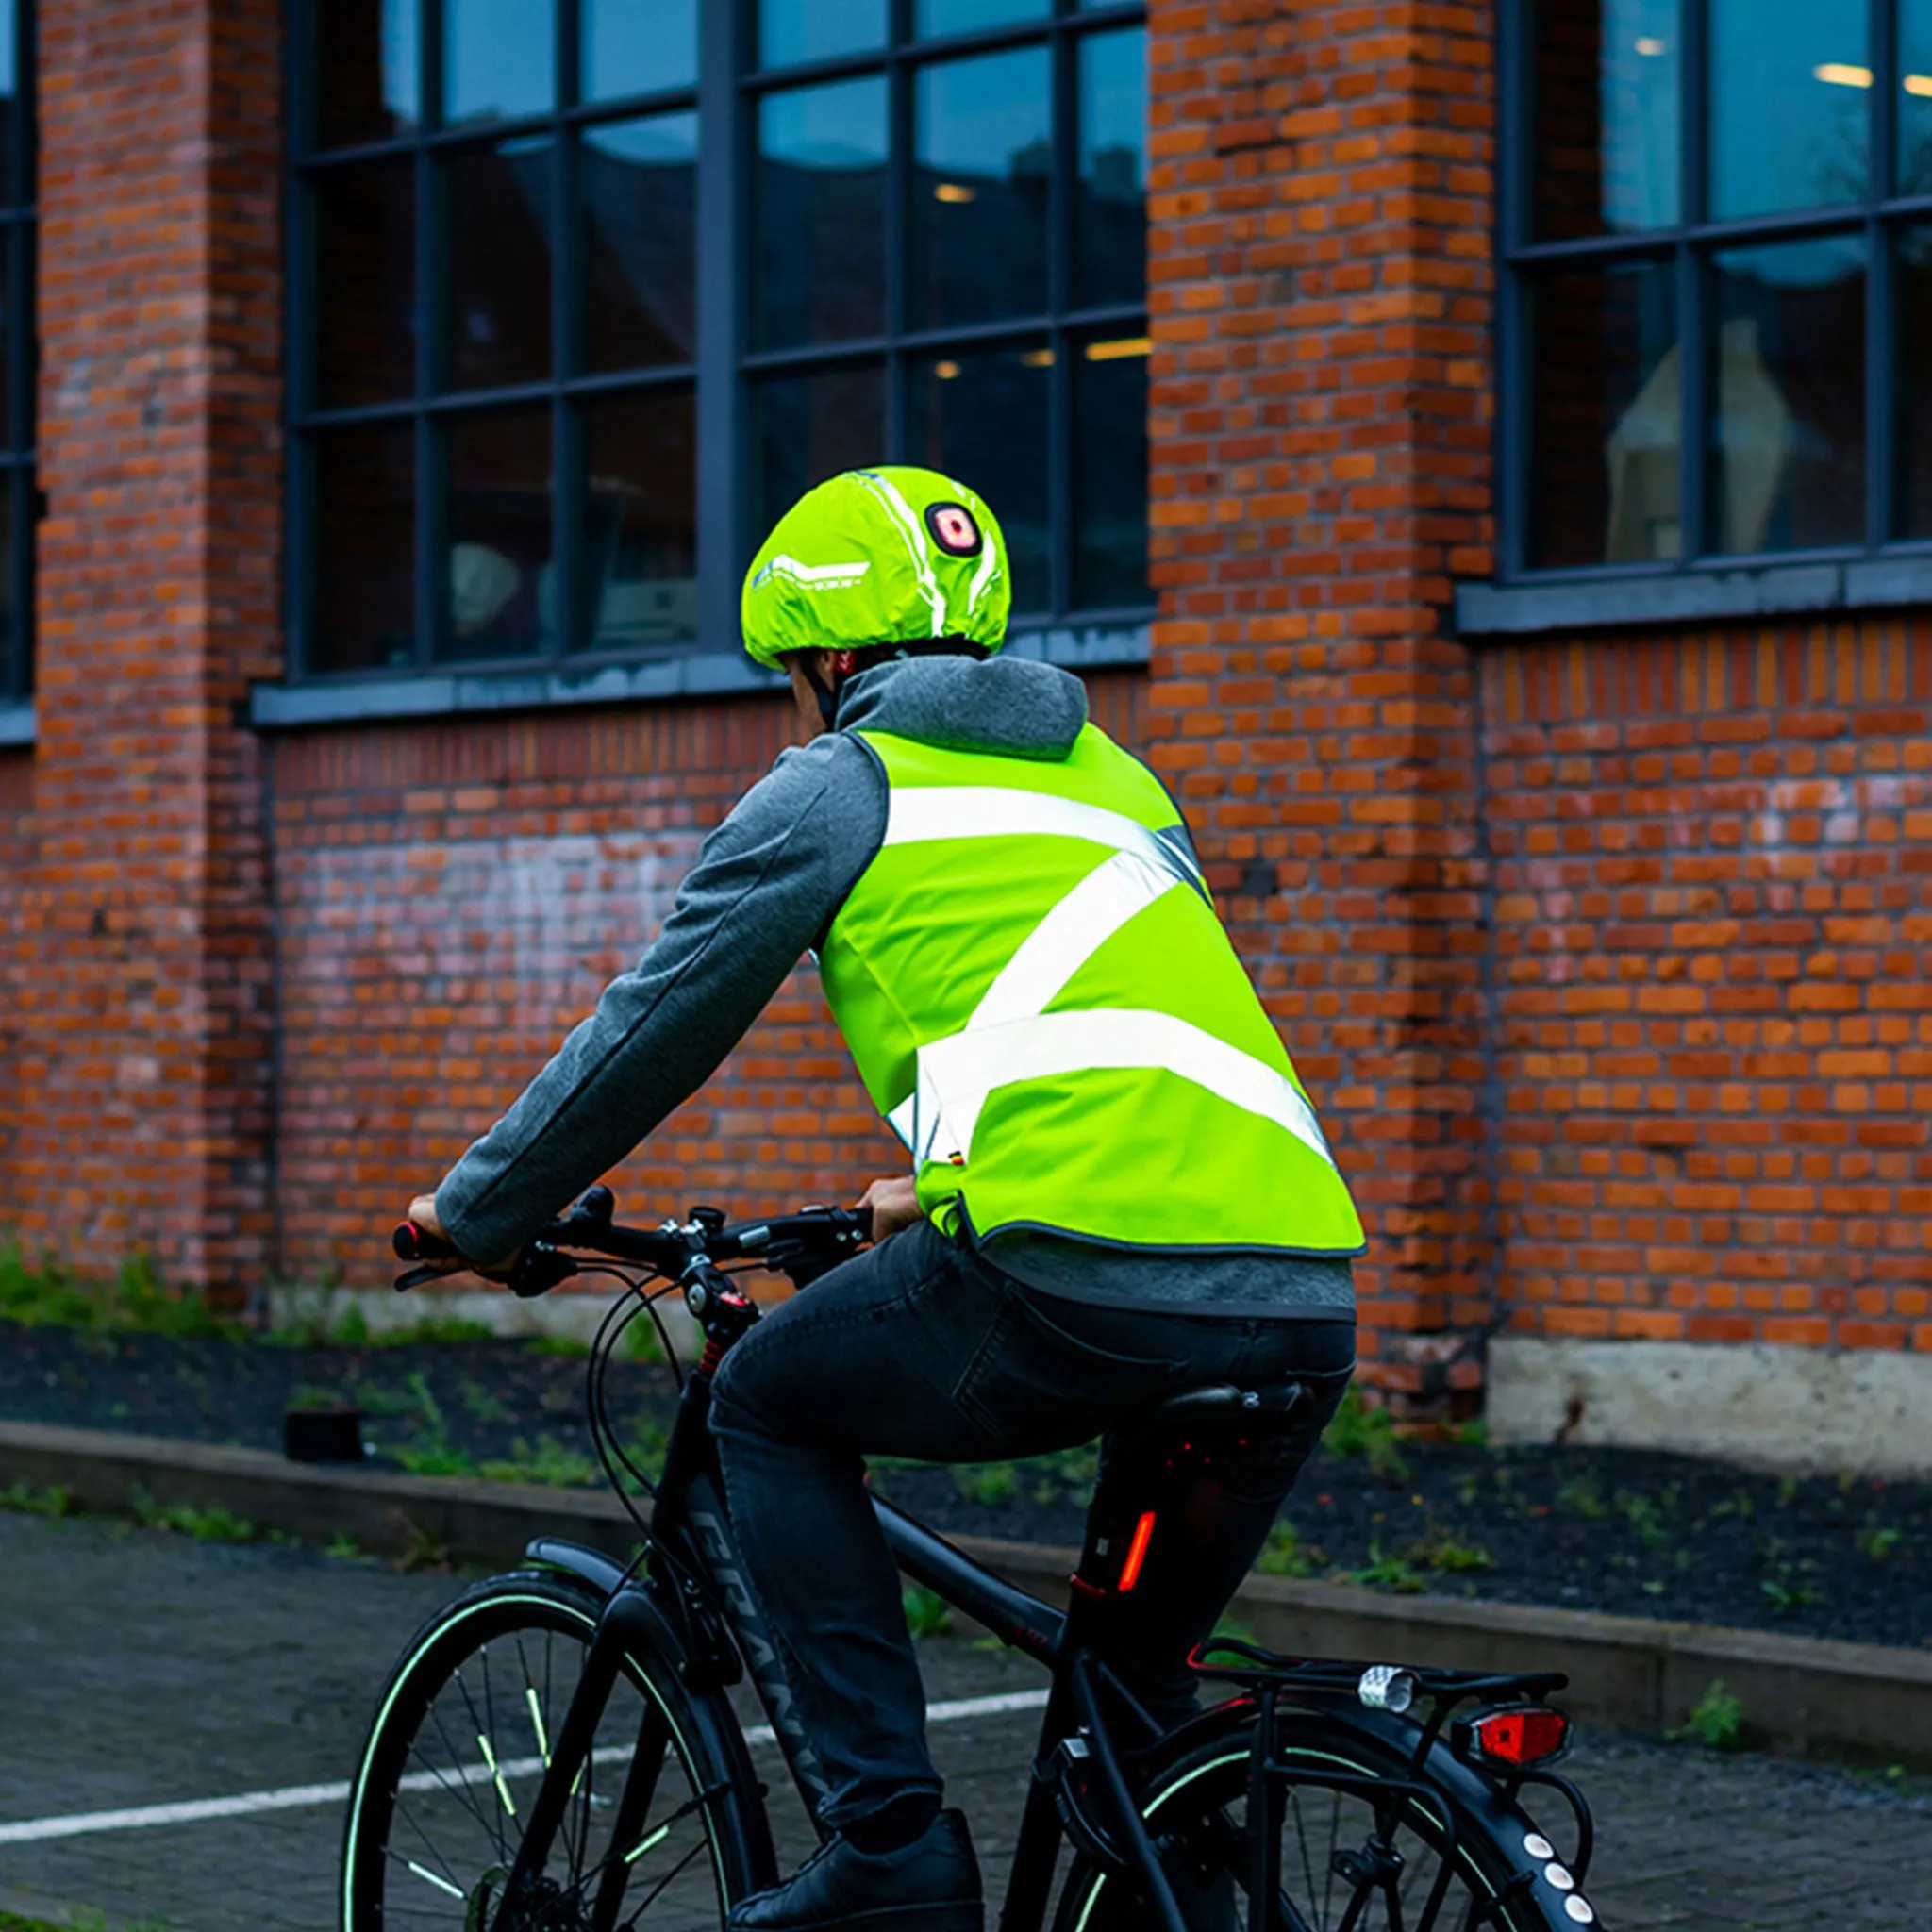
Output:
[
  {"xmin": 341, "ymin": 1570, "xmax": 768, "ymax": 1932},
  {"xmin": 1053, "ymin": 1705, "xmax": 1582, "ymax": 1932}
]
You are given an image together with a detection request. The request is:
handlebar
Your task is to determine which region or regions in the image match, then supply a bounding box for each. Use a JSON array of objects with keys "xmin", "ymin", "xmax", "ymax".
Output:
[{"xmin": 391, "ymin": 1187, "xmax": 874, "ymax": 1298}]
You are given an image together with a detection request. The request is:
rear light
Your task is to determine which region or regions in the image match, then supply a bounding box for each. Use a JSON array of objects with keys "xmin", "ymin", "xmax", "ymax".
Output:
[
  {"xmin": 1116, "ymin": 1510, "xmax": 1157, "ymax": 1591},
  {"xmin": 1454, "ymin": 1705, "xmax": 1571, "ymax": 1770}
]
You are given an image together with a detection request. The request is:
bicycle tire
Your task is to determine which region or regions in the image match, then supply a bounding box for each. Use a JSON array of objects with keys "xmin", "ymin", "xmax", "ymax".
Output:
[
  {"xmin": 341, "ymin": 1567, "xmax": 773, "ymax": 1932},
  {"xmin": 1051, "ymin": 1700, "xmax": 1596, "ymax": 1932}
]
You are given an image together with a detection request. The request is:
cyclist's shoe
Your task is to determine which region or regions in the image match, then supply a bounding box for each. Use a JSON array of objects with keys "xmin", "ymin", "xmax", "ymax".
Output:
[{"xmin": 726, "ymin": 1807, "xmax": 981, "ymax": 1932}]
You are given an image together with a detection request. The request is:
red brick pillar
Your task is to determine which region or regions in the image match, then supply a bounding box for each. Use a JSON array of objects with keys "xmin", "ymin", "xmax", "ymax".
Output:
[
  {"xmin": 1145, "ymin": 1, "xmax": 1494, "ymax": 1409},
  {"xmin": 9, "ymin": 0, "xmax": 283, "ymax": 1299}
]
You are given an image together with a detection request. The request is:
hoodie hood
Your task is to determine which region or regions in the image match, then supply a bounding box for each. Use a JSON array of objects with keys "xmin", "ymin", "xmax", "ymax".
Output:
[{"xmin": 833, "ymin": 652, "xmax": 1088, "ymax": 761}]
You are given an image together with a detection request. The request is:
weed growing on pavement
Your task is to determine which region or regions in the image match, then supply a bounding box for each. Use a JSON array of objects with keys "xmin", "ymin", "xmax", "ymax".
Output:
[
  {"xmin": 1322, "ymin": 1389, "xmax": 1409, "ymax": 1481},
  {"xmin": 1406, "ymin": 1524, "xmax": 1494, "ymax": 1574},
  {"xmin": 325, "ymin": 1532, "xmax": 370, "ymax": 1561},
  {"xmin": 388, "ymin": 1514, "xmax": 453, "ymax": 1573},
  {"xmin": 902, "ymin": 1583, "xmax": 953, "ymax": 1639},
  {"xmin": 128, "ymin": 1489, "xmax": 256, "ymax": 1542},
  {"xmin": 0, "ymin": 1481, "xmax": 73, "ymax": 1519},
  {"xmin": 1671, "ymin": 1679, "xmax": 1745, "ymax": 1750}
]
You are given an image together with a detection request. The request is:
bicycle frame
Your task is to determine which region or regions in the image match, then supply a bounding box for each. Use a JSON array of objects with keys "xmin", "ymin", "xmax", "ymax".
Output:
[{"xmin": 497, "ymin": 1314, "xmax": 1205, "ymax": 1932}]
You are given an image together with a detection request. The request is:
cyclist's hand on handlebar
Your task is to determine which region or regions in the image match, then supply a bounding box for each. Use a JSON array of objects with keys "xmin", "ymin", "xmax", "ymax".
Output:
[
  {"xmin": 401, "ymin": 1194, "xmax": 522, "ymax": 1283},
  {"xmin": 858, "ymin": 1174, "xmax": 924, "ymax": 1241}
]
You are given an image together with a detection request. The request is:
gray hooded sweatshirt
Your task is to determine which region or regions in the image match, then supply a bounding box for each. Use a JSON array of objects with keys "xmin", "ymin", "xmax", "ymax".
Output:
[{"xmin": 436, "ymin": 654, "xmax": 1354, "ymax": 1317}]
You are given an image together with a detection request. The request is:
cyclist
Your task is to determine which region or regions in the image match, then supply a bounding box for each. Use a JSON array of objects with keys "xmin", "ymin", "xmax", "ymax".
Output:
[{"xmin": 406, "ymin": 465, "xmax": 1363, "ymax": 1932}]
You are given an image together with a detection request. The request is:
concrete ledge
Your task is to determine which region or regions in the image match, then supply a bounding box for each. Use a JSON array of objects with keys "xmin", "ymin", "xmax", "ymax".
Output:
[
  {"xmin": 1489, "ymin": 1336, "xmax": 1932, "ymax": 1478},
  {"xmin": 7, "ymin": 1420, "xmax": 1931, "ymax": 1769}
]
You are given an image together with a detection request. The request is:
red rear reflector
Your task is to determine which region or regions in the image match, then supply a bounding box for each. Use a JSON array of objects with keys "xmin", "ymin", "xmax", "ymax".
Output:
[
  {"xmin": 1470, "ymin": 1707, "xmax": 1569, "ymax": 1767},
  {"xmin": 1117, "ymin": 1511, "xmax": 1157, "ymax": 1591}
]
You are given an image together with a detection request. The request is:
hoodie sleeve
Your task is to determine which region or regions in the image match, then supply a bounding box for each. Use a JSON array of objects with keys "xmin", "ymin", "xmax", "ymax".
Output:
[{"xmin": 433, "ymin": 733, "xmax": 888, "ymax": 1267}]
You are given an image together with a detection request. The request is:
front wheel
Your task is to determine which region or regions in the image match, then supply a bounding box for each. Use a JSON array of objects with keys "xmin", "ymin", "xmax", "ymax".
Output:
[
  {"xmin": 1053, "ymin": 1702, "xmax": 1596, "ymax": 1932},
  {"xmin": 341, "ymin": 1569, "xmax": 770, "ymax": 1932}
]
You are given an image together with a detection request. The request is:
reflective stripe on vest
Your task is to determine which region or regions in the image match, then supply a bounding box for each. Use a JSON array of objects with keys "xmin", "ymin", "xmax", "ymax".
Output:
[{"xmin": 822, "ymin": 724, "xmax": 1366, "ymax": 1257}]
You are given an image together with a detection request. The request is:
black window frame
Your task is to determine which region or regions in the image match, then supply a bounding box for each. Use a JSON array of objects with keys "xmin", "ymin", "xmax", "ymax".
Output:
[
  {"xmin": 1496, "ymin": 0, "xmax": 1932, "ymax": 591},
  {"xmin": 0, "ymin": 0, "xmax": 34, "ymax": 709},
  {"xmin": 282, "ymin": 0, "xmax": 1152, "ymax": 693}
]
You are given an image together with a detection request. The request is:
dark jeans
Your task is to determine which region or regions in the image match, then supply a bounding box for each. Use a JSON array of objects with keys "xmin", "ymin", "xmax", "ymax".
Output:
[{"xmin": 708, "ymin": 1222, "xmax": 1355, "ymax": 1831}]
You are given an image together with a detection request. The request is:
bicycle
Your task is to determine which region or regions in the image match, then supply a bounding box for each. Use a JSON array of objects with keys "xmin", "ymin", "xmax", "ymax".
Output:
[{"xmin": 341, "ymin": 1186, "xmax": 1603, "ymax": 1932}]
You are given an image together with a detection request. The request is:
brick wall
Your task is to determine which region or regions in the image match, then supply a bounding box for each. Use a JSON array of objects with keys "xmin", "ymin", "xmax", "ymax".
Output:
[
  {"xmin": 1483, "ymin": 618, "xmax": 1932, "ymax": 1356},
  {"xmin": 5, "ymin": 0, "xmax": 282, "ymax": 1296},
  {"xmin": 1144, "ymin": 0, "xmax": 1496, "ymax": 1404},
  {"xmin": 0, "ymin": 749, "xmax": 31, "ymax": 1192},
  {"xmin": 270, "ymin": 672, "xmax": 1150, "ymax": 1287}
]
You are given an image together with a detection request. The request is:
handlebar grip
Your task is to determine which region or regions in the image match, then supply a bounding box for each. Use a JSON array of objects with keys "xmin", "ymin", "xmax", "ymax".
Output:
[{"xmin": 393, "ymin": 1220, "xmax": 457, "ymax": 1263}]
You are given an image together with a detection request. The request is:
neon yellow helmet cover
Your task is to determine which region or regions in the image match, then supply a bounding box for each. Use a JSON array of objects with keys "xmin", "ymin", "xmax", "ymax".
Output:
[{"xmin": 741, "ymin": 466, "xmax": 1010, "ymax": 669}]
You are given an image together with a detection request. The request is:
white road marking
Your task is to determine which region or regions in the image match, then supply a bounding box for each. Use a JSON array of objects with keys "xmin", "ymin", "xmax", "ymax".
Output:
[{"xmin": 0, "ymin": 1686, "xmax": 1051, "ymax": 1845}]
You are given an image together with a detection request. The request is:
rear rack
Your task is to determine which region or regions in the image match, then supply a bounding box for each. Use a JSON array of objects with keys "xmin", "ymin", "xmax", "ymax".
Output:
[
  {"xmin": 1190, "ymin": 1637, "xmax": 1594, "ymax": 1889},
  {"xmin": 1190, "ymin": 1635, "xmax": 1566, "ymax": 1710}
]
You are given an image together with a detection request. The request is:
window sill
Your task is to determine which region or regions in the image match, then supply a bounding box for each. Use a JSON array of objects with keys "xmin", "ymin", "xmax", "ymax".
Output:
[
  {"xmin": 1455, "ymin": 557, "xmax": 1932, "ymax": 637},
  {"xmin": 247, "ymin": 623, "xmax": 1151, "ymax": 731},
  {"xmin": 0, "ymin": 698, "xmax": 31, "ymax": 747}
]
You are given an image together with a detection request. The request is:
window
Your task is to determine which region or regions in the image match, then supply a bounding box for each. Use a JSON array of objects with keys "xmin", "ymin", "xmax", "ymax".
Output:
[
  {"xmin": 0, "ymin": 0, "xmax": 32, "ymax": 704},
  {"xmin": 1503, "ymin": 0, "xmax": 1932, "ymax": 576},
  {"xmin": 288, "ymin": 0, "xmax": 1149, "ymax": 685}
]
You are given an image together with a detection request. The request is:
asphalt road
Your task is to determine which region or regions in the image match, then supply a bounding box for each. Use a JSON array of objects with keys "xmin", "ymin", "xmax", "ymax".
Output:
[{"xmin": 1, "ymin": 1510, "xmax": 1928, "ymax": 1931}]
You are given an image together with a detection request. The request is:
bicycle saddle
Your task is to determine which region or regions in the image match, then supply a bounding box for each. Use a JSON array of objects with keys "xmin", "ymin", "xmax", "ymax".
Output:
[{"xmin": 1125, "ymin": 1379, "xmax": 1307, "ymax": 1441}]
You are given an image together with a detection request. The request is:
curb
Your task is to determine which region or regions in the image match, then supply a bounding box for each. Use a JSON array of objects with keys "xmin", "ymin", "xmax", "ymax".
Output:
[{"xmin": 6, "ymin": 1419, "xmax": 1931, "ymax": 1770}]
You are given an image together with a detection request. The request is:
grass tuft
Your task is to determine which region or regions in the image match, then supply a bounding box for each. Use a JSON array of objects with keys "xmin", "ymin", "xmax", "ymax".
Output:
[
  {"xmin": 1322, "ymin": 1389, "xmax": 1409, "ymax": 1481},
  {"xmin": 1670, "ymin": 1679, "xmax": 1745, "ymax": 1751}
]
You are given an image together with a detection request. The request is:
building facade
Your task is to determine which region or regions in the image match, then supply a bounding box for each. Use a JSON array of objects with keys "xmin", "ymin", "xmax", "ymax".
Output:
[{"xmin": 1, "ymin": 0, "xmax": 1927, "ymax": 1468}]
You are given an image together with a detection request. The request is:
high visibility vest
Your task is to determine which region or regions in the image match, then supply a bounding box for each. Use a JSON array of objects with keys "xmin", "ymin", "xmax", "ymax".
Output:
[{"xmin": 819, "ymin": 724, "xmax": 1366, "ymax": 1257}]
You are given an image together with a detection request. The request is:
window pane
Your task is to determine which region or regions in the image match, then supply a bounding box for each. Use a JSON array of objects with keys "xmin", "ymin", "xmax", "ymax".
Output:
[
  {"xmin": 1709, "ymin": 0, "xmax": 1868, "ymax": 221},
  {"xmin": 447, "ymin": 136, "xmax": 553, "ymax": 391},
  {"xmin": 1529, "ymin": 260, "xmax": 1678, "ymax": 568},
  {"xmin": 580, "ymin": 389, "xmax": 697, "ymax": 651},
  {"xmin": 1899, "ymin": 228, "xmax": 1932, "ymax": 538},
  {"xmin": 445, "ymin": 0, "xmax": 554, "ymax": 125},
  {"xmin": 315, "ymin": 0, "xmax": 419, "ymax": 150},
  {"xmin": 1711, "ymin": 236, "xmax": 1865, "ymax": 555},
  {"xmin": 585, "ymin": 114, "xmax": 696, "ymax": 372},
  {"xmin": 755, "ymin": 364, "xmax": 885, "ymax": 545},
  {"xmin": 584, "ymin": 0, "xmax": 697, "ymax": 102},
  {"xmin": 1531, "ymin": 0, "xmax": 1679, "ymax": 240},
  {"xmin": 313, "ymin": 425, "xmax": 416, "ymax": 674},
  {"xmin": 913, "ymin": 49, "xmax": 1051, "ymax": 331},
  {"xmin": 908, "ymin": 345, "xmax": 1049, "ymax": 615},
  {"xmin": 1077, "ymin": 29, "xmax": 1147, "ymax": 309},
  {"xmin": 315, "ymin": 160, "xmax": 417, "ymax": 408},
  {"xmin": 443, "ymin": 408, "xmax": 554, "ymax": 658},
  {"xmin": 756, "ymin": 80, "xmax": 888, "ymax": 350},
  {"xmin": 1901, "ymin": 0, "xmax": 1932, "ymax": 196},
  {"xmin": 915, "ymin": 0, "xmax": 1049, "ymax": 36},
  {"xmin": 758, "ymin": 0, "xmax": 887, "ymax": 71},
  {"xmin": 1074, "ymin": 336, "xmax": 1148, "ymax": 609}
]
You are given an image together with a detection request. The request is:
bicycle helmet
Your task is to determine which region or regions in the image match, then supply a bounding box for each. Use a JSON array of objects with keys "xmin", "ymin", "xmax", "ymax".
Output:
[{"xmin": 741, "ymin": 465, "xmax": 1010, "ymax": 669}]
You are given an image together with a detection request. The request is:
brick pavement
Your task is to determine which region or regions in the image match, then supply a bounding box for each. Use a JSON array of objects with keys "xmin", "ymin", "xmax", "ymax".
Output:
[{"xmin": 1, "ymin": 1510, "xmax": 1926, "ymax": 1931}]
